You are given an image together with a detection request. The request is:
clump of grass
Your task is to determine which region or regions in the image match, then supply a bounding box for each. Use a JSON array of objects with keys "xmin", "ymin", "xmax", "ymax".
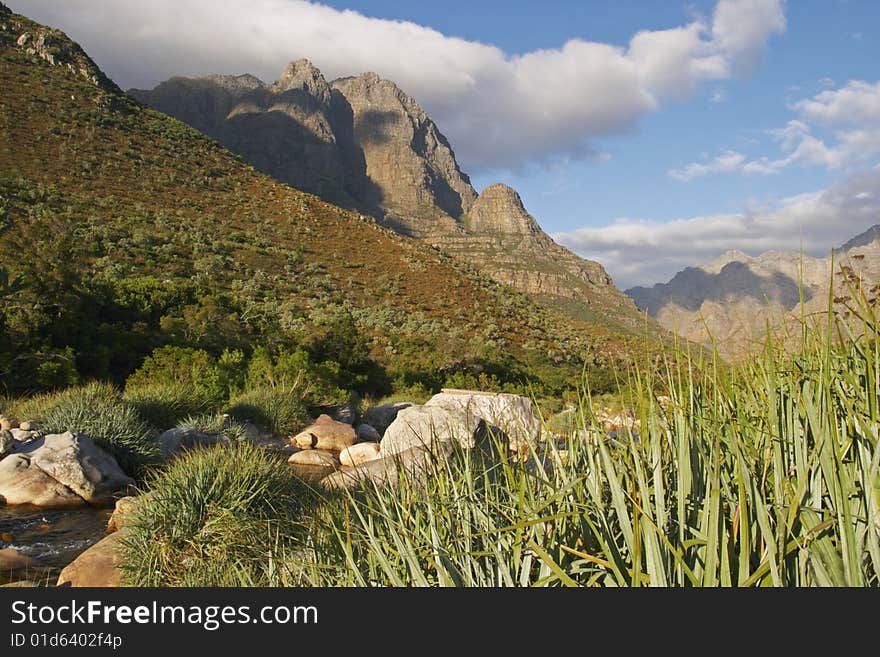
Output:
[
  {"xmin": 176, "ymin": 413, "xmax": 250, "ymax": 443},
  {"xmin": 10, "ymin": 382, "xmax": 159, "ymax": 476},
  {"xmin": 225, "ymin": 386, "xmax": 310, "ymax": 436},
  {"xmin": 123, "ymin": 382, "xmax": 221, "ymax": 432},
  {"xmin": 119, "ymin": 443, "xmax": 316, "ymax": 586}
]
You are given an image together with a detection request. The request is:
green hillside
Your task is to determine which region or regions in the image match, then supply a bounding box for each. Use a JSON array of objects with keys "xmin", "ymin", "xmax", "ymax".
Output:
[{"xmin": 0, "ymin": 3, "xmax": 652, "ymax": 403}]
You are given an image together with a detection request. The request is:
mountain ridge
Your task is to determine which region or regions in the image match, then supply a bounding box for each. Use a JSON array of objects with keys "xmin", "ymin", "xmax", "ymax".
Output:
[
  {"xmin": 0, "ymin": 3, "xmax": 658, "ymax": 397},
  {"xmin": 626, "ymin": 224, "xmax": 880, "ymax": 356},
  {"xmin": 130, "ymin": 61, "xmax": 651, "ymax": 334}
]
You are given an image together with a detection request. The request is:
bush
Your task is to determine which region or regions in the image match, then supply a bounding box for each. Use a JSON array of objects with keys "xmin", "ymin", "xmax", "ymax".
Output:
[
  {"xmin": 119, "ymin": 443, "xmax": 314, "ymax": 586},
  {"xmin": 11, "ymin": 382, "xmax": 159, "ymax": 476},
  {"xmin": 123, "ymin": 381, "xmax": 221, "ymax": 432},
  {"xmin": 225, "ymin": 386, "xmax": 311, "ymax": 436},
  {"xmin": 124, "ymin": 345, "xmax": 228, "ymax": 404}
]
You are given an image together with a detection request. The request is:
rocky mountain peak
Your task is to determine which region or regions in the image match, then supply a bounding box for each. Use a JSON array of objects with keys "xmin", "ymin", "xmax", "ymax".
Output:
[
  {"xmin": 203, "ymin": 73, "xmax": 265, "ymax": 93},
  {"xmin": 466, "ymin": 184, "xmax": 540, "ymax": 236},
  {"xmin": 272, "ymin": 58, "xmax": 331, "ymax": 102}
]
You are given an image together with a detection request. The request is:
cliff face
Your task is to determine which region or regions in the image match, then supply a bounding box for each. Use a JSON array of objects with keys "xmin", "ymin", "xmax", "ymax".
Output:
[
  {"xmin": 132, "ymin": 62, "xmax": 651, "ymax": 334},
  {"xmin": 331, "ymin": 72, "xmax": 476, "ymax": 239},
  {"xmin": 627, "ymin": 225, "xmax": 880, "ymax": 356}
]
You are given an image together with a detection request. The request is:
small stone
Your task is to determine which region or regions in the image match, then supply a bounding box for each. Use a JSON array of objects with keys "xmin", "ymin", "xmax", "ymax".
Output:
[
  {"xmin": 340, "ymin": 442, "xmax": 380, "ymax": 467},
  {"xmin": 287, "ymin": 449, "xmax": 340, "ymax": 467},
  {"xmin": 18, "ymin": 421, "xmax": 32, "ymax": 432}
]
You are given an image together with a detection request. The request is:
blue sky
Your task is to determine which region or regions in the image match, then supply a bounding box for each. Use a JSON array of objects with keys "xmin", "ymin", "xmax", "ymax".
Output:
[{"xmin": 11, "ymin": 0, "xmax": 880, "ymax": 288}]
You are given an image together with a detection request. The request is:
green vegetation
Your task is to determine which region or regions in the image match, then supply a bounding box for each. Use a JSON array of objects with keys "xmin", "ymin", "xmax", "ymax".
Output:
[
  {"xmin": 225, "ymin": 386, "xmax": 311, "ymax": 437},
  {"xmin": 117, "ymin": 288, "xmax": 878, "ymax": 586},
  {"xmin": 119, "ymin": 443, "xmax": 314, "ymax": 586},
  {"xmin": 0, "ymin": 5, "xmax": 651, "ymax": 409}
]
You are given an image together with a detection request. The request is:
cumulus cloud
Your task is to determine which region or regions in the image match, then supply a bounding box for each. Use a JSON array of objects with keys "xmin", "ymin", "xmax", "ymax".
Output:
[
  {"xmin": 8, "ymin": 0, "xmax": 785, "ymax": 172},
  {"xmin": 553, "ymin": 169, "xmax": 880, "ymax": 289},
  {"xmin": 669, "ymin": 150, "xmax": 746, "ymax": 181},
  {"xmin": 673, "ymin": 80, "xmax": 880, "ymax": 178},
  {"xmin": 793, "ymin": 80, "xmax": 880, "ymax": 126}
]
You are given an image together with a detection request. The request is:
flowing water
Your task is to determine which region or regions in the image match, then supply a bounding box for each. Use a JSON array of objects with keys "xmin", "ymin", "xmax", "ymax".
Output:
[{"xmin": 0, "ymin": 506, "xmax": 112, "ymax": 584}]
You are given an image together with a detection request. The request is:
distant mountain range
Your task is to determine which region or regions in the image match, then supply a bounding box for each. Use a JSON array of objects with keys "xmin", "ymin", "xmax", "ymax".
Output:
[
  {"xmin": 626, "ymin": 225, "xmax": 880, "ymax": 356},
  {"xmin": 130, "ymin": 61, "xmax": 648, "ymax": 333}
]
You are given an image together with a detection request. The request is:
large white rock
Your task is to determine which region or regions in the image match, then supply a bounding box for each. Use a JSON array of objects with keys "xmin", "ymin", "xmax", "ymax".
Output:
[
  {"xmin": 425, "ymin": 389, "xmax": 540, "ymax": 452},
  {"xmin": 379, "ymin": 404, "xmax": 477, "ymax": 457},
  {"xmin": 321, "ymin": 442, "xmax": 452, "ymax": 492},
  {"xmin": 0, "ymin": 432, "xmax": 133, "ymax": 508}
]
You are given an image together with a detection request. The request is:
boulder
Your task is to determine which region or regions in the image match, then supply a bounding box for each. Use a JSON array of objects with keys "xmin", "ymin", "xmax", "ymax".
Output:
[
  {"xmin": 0, "ymin": 430, "xmax": 13, "ymax": 459},
  {"xmin": 0, "ymin": 548, "xmax": 42, "ymax": 575},
  {"xmin": 107, "ymin": 496, "xmax": 140, "ymax": 533},
  {"xmin": 10, "ymin": 428, "xmax": 40, "ymax": 442},
  {"xmin": 339, "ymin": 442, "xmax": 380, "ymax": 468},
  {"xmin": 425, "ymin": 389, "xmax": 540, "ymax": 451},
  {"xmin": 28, "ymin": 432, "xmax": 134, "ymax": 506},
  {"xmin": 0, "ymin": 433, "xmax": 132, "ymax": 508},
  {"xmin": 330, "ymin": 403, "xmax": 357, "ymax": 425},
  {"xmin": 158, "ymin": 427, "xmax": 230, "ymax": 460},
  {"xmin": 290, "ymin": 414, "xmax": 356, "ymax": 452},
  {"xmin": 56, "ymin": 530, "xmax": 127, "ymax": 587},
  {"xmin": 287, "ymin": 449, "xmax": 340, "ymax": 467},
  {"xmin": 355, "ymin": 423, "xmax": 380, "ymax": 443},
  {"xmin": 321, "ymin": 442, "xmax": 451, "ymax": 492},
  {"xmin": 18, "ymin": 421, "xmax": 33, "ymax": 432},
  {"xmin": 363, "ymin": 402, "xmax": 412, "ymax": 436},
  {"xmin": 0, "ymin": 453, "xmax": 86, "ymax": 508},
  {"xmin": 379, "ymin": 404, "xmax": 481, "ymax": 457}
]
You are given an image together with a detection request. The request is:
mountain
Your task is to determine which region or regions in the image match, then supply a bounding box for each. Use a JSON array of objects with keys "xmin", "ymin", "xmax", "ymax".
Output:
[
  {"xmin": 0, "ymin": 2, "xmax": 648, "ymax": 397},
  {"xmin": 626, "ymin": 225, "xmax": 880, "ymax": 356},
  {"xmin": 130, "ymin": 62, "xmax": 649, "ymax": 333}
]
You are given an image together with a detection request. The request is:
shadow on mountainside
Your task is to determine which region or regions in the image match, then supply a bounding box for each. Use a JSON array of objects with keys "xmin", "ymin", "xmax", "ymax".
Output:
[{"xmin": 628, "ymin": 260, "xmax": 814, "ymax": 316}]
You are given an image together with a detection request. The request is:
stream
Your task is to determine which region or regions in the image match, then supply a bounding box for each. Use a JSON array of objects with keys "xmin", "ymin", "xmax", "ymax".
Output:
[{"xmin": 0, "ymin": 505, "xmax": 112, "ymax": 584}]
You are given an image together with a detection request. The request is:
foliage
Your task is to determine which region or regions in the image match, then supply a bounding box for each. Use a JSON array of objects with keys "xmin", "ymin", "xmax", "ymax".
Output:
[
  {"xmin": 122, "ymin": 381, "xmax": 221, "ymax": 433},
  {"xmin": 225, "ymin": 386, "xmax": 311, "ymax": 437},
  {"xmin": 119, "ymin": 443, "xmax": 315, "ymax": 586}
]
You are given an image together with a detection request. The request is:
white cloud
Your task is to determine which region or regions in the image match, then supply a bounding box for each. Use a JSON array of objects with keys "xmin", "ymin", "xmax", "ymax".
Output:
[
  {"xmin": 793, "ymin": 80, "xmax": 880, "ymax": 126},
  {"xmin": 711, "ymin": 0, "xmax": 787, "ymax": 71},
  {"xmin": 681, "ymin": 82, "xmax": 880, "ymax": 178},
  {"xmin": 8, "ymin": 0, "xmax": 786, "ymax": 172},
  {"xmin": 669, "ymin": 150, "xmax": 746, "ymax": 181},
  {"xmin": 553, "ymin": 169, "xmax": 880, "ymax": 288}
]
